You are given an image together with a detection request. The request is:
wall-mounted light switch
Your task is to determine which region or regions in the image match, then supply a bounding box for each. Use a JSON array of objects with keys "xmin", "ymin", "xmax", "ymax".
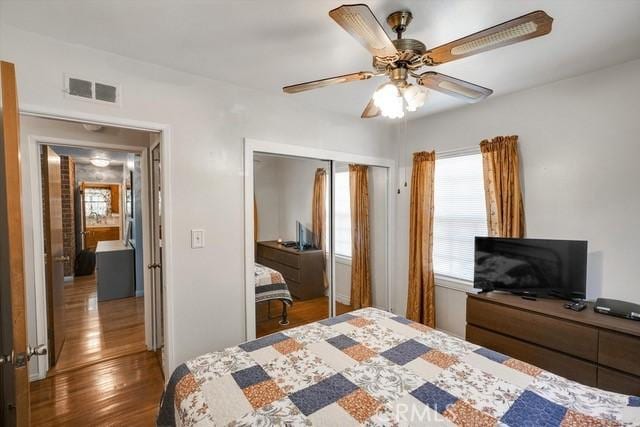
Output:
[{"xmin": 191, "ymin": 229, "xmax": 205, "ymax": 249}]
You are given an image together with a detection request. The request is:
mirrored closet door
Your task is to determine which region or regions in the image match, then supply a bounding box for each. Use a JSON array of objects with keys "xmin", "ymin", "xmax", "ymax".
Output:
[
  {"xmin": 332, "ymin": 162, "xmax": 388, "ymax": 316},
  {"xmin": 253, "ymin": 153, "xmax": 333, "ymax": 337},
  {"xmin": 249, "ymin": 148, "xmax": 391, "ymax": 339}
]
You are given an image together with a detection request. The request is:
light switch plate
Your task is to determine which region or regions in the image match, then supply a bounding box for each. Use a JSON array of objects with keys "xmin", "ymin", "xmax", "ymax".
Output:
[{"xmin": 191, "ymin": 229, "xmax": 205, "ymax": 249}]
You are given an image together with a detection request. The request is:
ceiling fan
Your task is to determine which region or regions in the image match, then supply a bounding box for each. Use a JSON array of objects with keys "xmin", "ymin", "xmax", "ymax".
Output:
[{"xmin": 283, "ymin": 4, "xmax": 553, "ymax": 119}]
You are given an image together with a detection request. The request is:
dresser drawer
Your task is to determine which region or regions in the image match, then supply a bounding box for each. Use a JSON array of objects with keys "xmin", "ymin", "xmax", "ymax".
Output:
[
  {"xmin": 257, "ymin": 245, "xmax": 300, "ymax": 269},
  {"xmin": 467, "ymin": 325, "xmax": 597, "ymax": 386},
  {"xmin": 597, "ymin": 366, "xmax": 640, "ymax": 396},
  {"xmin": 599, "ymin": 330, "xmax": 640, "ymax": 376},
  {"xmin": 467, "ymin": 298, "xmax": 598, "ymax": 361}
]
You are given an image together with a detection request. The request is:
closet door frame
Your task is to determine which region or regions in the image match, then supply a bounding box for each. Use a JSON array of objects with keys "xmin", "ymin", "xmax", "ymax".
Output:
[{"xmin": 244, "ymin": 138, "xmax": 396, "ymax": 341}]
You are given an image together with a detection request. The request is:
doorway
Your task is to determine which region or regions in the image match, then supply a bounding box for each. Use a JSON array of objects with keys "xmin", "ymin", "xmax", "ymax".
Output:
[
  {"xmin": 244, "ymin": 139, "xmax": 396, "ymax": 341},
  {"xmin": 21, "ymin": 115, "xmax": 166, "ymax": 380}
]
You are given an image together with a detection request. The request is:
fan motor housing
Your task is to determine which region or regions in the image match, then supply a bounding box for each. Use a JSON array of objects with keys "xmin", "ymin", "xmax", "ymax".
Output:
[{"xmin": 392, "ymin": 38, "xmax": 426, "ymax": 55}]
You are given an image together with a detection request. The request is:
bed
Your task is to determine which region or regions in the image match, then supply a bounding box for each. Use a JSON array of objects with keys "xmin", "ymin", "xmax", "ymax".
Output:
[
  {"xmin": 158, "ymin": 307, "xmax": 640, "ymax": 426},
  {"xmin": 255, "ymin": 263, "xmax": 293, "ymax": 325}
]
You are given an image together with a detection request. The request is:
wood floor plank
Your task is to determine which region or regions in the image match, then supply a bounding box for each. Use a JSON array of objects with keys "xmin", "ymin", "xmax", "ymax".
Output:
[
  {"xmin": 30, "ymin": 351, "xmax": 163, "ymax": 426},
  {"xmin": 30, "ymin": 274, "xmax": 161, "ymax": 425},
  {"xmin": 47, "ymin": 274, "xmax": 146, "ymax": 375}
]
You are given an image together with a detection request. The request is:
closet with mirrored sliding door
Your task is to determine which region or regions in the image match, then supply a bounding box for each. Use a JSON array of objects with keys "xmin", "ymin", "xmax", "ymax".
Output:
[{"xmin": 244, "ymin": 139, "xmax": 394, "ymax": 340}]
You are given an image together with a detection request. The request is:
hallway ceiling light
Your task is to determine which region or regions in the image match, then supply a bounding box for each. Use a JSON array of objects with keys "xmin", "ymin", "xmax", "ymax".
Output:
[{"xmin": 90, "ymin": 157, "xmax": 110, "ymax": 167}]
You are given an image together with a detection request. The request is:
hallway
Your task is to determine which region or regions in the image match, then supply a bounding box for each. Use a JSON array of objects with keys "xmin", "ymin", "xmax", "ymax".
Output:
[
  {"xmin": 47, "ymin": 274, "xmax": 146, "ymax": 374},
  {"xmin": 30, "ymin": 275, "xmax": 163, "ymax": 425}
]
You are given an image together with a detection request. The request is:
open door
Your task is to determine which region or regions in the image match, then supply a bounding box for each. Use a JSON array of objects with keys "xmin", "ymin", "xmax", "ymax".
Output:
[
  {"xmin": 0, "ymin": 61, "xmax": 47, "ymax": 426},
  {"xmin": 41, "ymin": 146, "xmax": 66, "ymax": 367}
]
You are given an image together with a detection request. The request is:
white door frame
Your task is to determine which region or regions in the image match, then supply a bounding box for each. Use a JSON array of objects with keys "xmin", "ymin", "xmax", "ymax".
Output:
[
  {"xmin": 19, "ymin": 106, "xmax": 175, "ymax": 380},
  {"xmin": 243, "ymin": 138, "xmax": 396, "ymax": 341}
]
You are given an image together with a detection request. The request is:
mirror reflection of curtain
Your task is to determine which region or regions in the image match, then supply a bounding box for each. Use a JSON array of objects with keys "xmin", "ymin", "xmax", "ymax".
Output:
[
  {"xmin": 312, "ymin": 168, "xmax": 327, "ymax": 287},
  {"xmin": 406, "ymin": 151, "xmax": 436, "ymax": 326},
  {"xmin": 349, "ymin": 164, "xmax": 371, "ymax": 309}
]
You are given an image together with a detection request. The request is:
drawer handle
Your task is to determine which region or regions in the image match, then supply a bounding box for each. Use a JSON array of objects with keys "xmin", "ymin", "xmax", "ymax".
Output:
[{"xmin": 54, "ymin": 256, "xmax": 70, "ymax": 263}]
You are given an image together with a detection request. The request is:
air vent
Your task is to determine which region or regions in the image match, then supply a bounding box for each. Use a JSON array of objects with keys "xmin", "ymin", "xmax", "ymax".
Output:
[{"xmin": 64, "ymin": 75, "xmax": 120, "ymax": 105}]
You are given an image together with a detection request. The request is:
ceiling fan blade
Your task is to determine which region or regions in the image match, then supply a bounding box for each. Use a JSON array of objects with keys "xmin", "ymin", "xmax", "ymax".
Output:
[
  {"xmin": 417, "ymin": 72, "xmax": 492, "ymax": 103},
  {"xmin": 423, "ymin": 10, "xmax": 553, "ymax": 65},
  {"xmin": 329, "ymin": 4, "xmax": 398, "ymax": 59},
  {"xmin": 283, "ymin": 71, "xmax": 376, "ymax": 94},
  {"xmin": 361, "ymin": 97, "xmax": 380, "ymax": 118}
]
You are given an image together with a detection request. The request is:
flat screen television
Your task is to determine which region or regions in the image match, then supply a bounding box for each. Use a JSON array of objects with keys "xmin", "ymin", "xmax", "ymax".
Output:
[
  {"xmin": 473, "ymin": 237, "xmax": 588, "ymax": 300},
  {"xmin": 296, "ymin": 221, "xmax": 316, "ymax": 251}
]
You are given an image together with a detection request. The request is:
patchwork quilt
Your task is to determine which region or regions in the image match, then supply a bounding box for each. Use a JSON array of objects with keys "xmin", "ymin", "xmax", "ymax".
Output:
[
  {"xmin": 254, "ymin": 263, "xmax": 292, "ymax": 305},
  {"xmin": 157, "ymin": 308, "xmax": 640, "ymax": 426}
]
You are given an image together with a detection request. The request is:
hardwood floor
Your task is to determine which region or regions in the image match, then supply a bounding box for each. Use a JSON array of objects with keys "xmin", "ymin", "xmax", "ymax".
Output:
[
  {"xmin": 47, "ymin": 274, "xmax": 146, "ymax": 374},
  {"xmin": 30, "ymin": 274, "xmax": 163, "ymax": 425},
  {"xmin": 256, "ymin": 296, "xmax": 352, "ymax": 337},
  {"xmin": 30, "ymin": 351, "xmax": 163, "ymax": 426}
]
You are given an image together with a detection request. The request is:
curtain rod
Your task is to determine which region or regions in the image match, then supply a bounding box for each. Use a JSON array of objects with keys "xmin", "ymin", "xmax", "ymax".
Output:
[{"xmin": 435, "ymin": 145, "xmax": 480, "ymax": 160}]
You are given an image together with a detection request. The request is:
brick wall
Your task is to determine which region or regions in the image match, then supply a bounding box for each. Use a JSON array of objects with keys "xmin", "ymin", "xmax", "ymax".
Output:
[{"xmin": 60, "ymin": 156, "xmax": 76, "ymax": 276}]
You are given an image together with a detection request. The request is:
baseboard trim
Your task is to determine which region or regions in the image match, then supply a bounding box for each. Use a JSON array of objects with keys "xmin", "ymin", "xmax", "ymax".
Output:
[
  {"xmin": 336, "ymin": 293, "xmax": 351, "ymax": 306},
  {"xmin": 135, "ymin": 289, "xmax": 144, "ymax": 297},
  {"xmin": 64, "ymin": 275, "xmax": 74, "ymax": 283}
]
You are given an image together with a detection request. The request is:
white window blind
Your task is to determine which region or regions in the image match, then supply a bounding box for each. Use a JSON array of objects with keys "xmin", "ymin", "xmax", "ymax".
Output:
[
  {"xmin": 334, "ymin": 171, "xmax": 352, "ymax": 257},
  {"xmin": 433, "ymin": 153, "xmax": 488, "ymax": 281}
]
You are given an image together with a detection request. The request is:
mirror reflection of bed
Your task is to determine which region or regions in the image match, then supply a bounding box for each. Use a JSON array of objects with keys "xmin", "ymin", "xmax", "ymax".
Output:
[{"xmin": 253, "ymin": 153, "xmax": 387, "ymax": 337}]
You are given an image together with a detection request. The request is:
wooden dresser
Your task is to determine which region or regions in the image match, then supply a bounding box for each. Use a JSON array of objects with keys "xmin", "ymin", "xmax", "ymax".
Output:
[
  {"xmin": 256, "ymin": 241, "xmax": 325, "ymax": 300},
  {"xmin": 466, "ymin": 292, "xmax": 640, "ymax": 395}
]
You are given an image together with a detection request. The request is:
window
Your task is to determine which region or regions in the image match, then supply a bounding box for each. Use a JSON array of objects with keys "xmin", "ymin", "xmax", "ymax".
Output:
[
  {"xmin": 433, "ymin": 152, "xmax": 488, "ymax": 281},
  {"xmin": 84, "ymin": 188, "xmax": 112, "ymax": 217},
  {"xmin": 334, "ymin": 171, "xmax": 352, "ymax": 257}
]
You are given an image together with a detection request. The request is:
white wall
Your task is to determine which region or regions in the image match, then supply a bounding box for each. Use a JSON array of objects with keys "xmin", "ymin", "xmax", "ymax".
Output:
[
  {"xmin": 254, "ymin": 155, "xmax": 329, "ymax": 242},
  {"xmin": 393, "ymin": 59, "xmax": 640, "ymax": 338},
  {"xmin": 1, "ymin": 25, "xmax": 394, "ymax": 372}
]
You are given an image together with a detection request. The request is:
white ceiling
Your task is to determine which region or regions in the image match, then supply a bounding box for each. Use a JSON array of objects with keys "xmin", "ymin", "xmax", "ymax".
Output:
[
  {"xmin": 51, "ymin": 144, "xmax": 131, "ymax": 165},
  {"xmin": 2, "ymin": 0, "xmax": 640, "ymax": 119}
]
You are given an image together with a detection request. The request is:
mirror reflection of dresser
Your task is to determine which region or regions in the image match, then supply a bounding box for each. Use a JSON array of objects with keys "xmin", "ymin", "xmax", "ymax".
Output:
[{"xmin": 256, "ymin": 240, "xmax": 325, "ymax": 300}]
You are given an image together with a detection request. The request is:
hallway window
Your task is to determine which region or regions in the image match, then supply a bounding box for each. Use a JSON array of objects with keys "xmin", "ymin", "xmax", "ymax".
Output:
[{"xmin": 85, "ymin": 188, "xmax": 111, "ymax": 216}]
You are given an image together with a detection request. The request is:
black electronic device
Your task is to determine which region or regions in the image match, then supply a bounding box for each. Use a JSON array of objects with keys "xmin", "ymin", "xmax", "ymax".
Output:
[
  {"xmin": 594, "ymin": 298, "xmax": 640, "ymax": 321},
  {"xmin": 564, "ymin": 301, "xmax": 587, "ymax": 312},
  {"xmin": 473, "ymin": 237, "xmax": 588, "ymax": 300}
]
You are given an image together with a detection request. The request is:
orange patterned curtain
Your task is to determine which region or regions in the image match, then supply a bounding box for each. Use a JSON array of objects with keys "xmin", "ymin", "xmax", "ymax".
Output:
[
  {"xmin": 312, "ymin": 168, "xmax": 327, "ymax": 250},
  {"xmin": 349, "ymin": 164, "xmax": 371, "ymax": 309},
  {"xmin": 480, "ymin": 136, "xmax": 525, "ymax": 238},
  {"xmin": 406, "ymin": 151, "xmax": 436, "ymax": 326},
  {"xmin": 312, "ymin": 168, "xmax": 328, "ymax": 288}
]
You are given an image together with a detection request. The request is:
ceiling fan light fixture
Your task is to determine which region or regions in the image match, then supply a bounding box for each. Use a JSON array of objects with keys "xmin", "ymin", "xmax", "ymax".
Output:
[
  {"xmin": 450, "ymin": 21, "xmax": 538, "ymax": 56},
  {"xmin": 403, "ymin": 84, "xmax": 428, "ymax": 111},
  {"xmin": 90, "ymin": 156, "xmax": 110, "ymax": 168},
  {"xmin": 373, "ymin": 83, "xmax": 404, "ymax": 119}
]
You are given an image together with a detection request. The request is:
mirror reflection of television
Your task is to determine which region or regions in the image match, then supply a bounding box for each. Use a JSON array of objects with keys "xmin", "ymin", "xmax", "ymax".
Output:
[
  {"xmin": 473, "ymin": 237, "xmax": 587, "ymax": 300},
  {"xmin": 296, "ymin": 221, "xmax": 316, "ymax": 251}
]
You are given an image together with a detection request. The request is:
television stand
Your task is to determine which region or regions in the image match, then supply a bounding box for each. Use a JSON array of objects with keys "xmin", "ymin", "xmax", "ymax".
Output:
[{"xmin": 466, "ymin": 292, "xmax": 640, "ymax": 396}]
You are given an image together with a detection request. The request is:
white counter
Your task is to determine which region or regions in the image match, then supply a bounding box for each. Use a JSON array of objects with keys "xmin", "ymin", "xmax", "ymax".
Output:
[{"xmin": 96, "ymin": 240, "xmax": 132, "ymax": 253}]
